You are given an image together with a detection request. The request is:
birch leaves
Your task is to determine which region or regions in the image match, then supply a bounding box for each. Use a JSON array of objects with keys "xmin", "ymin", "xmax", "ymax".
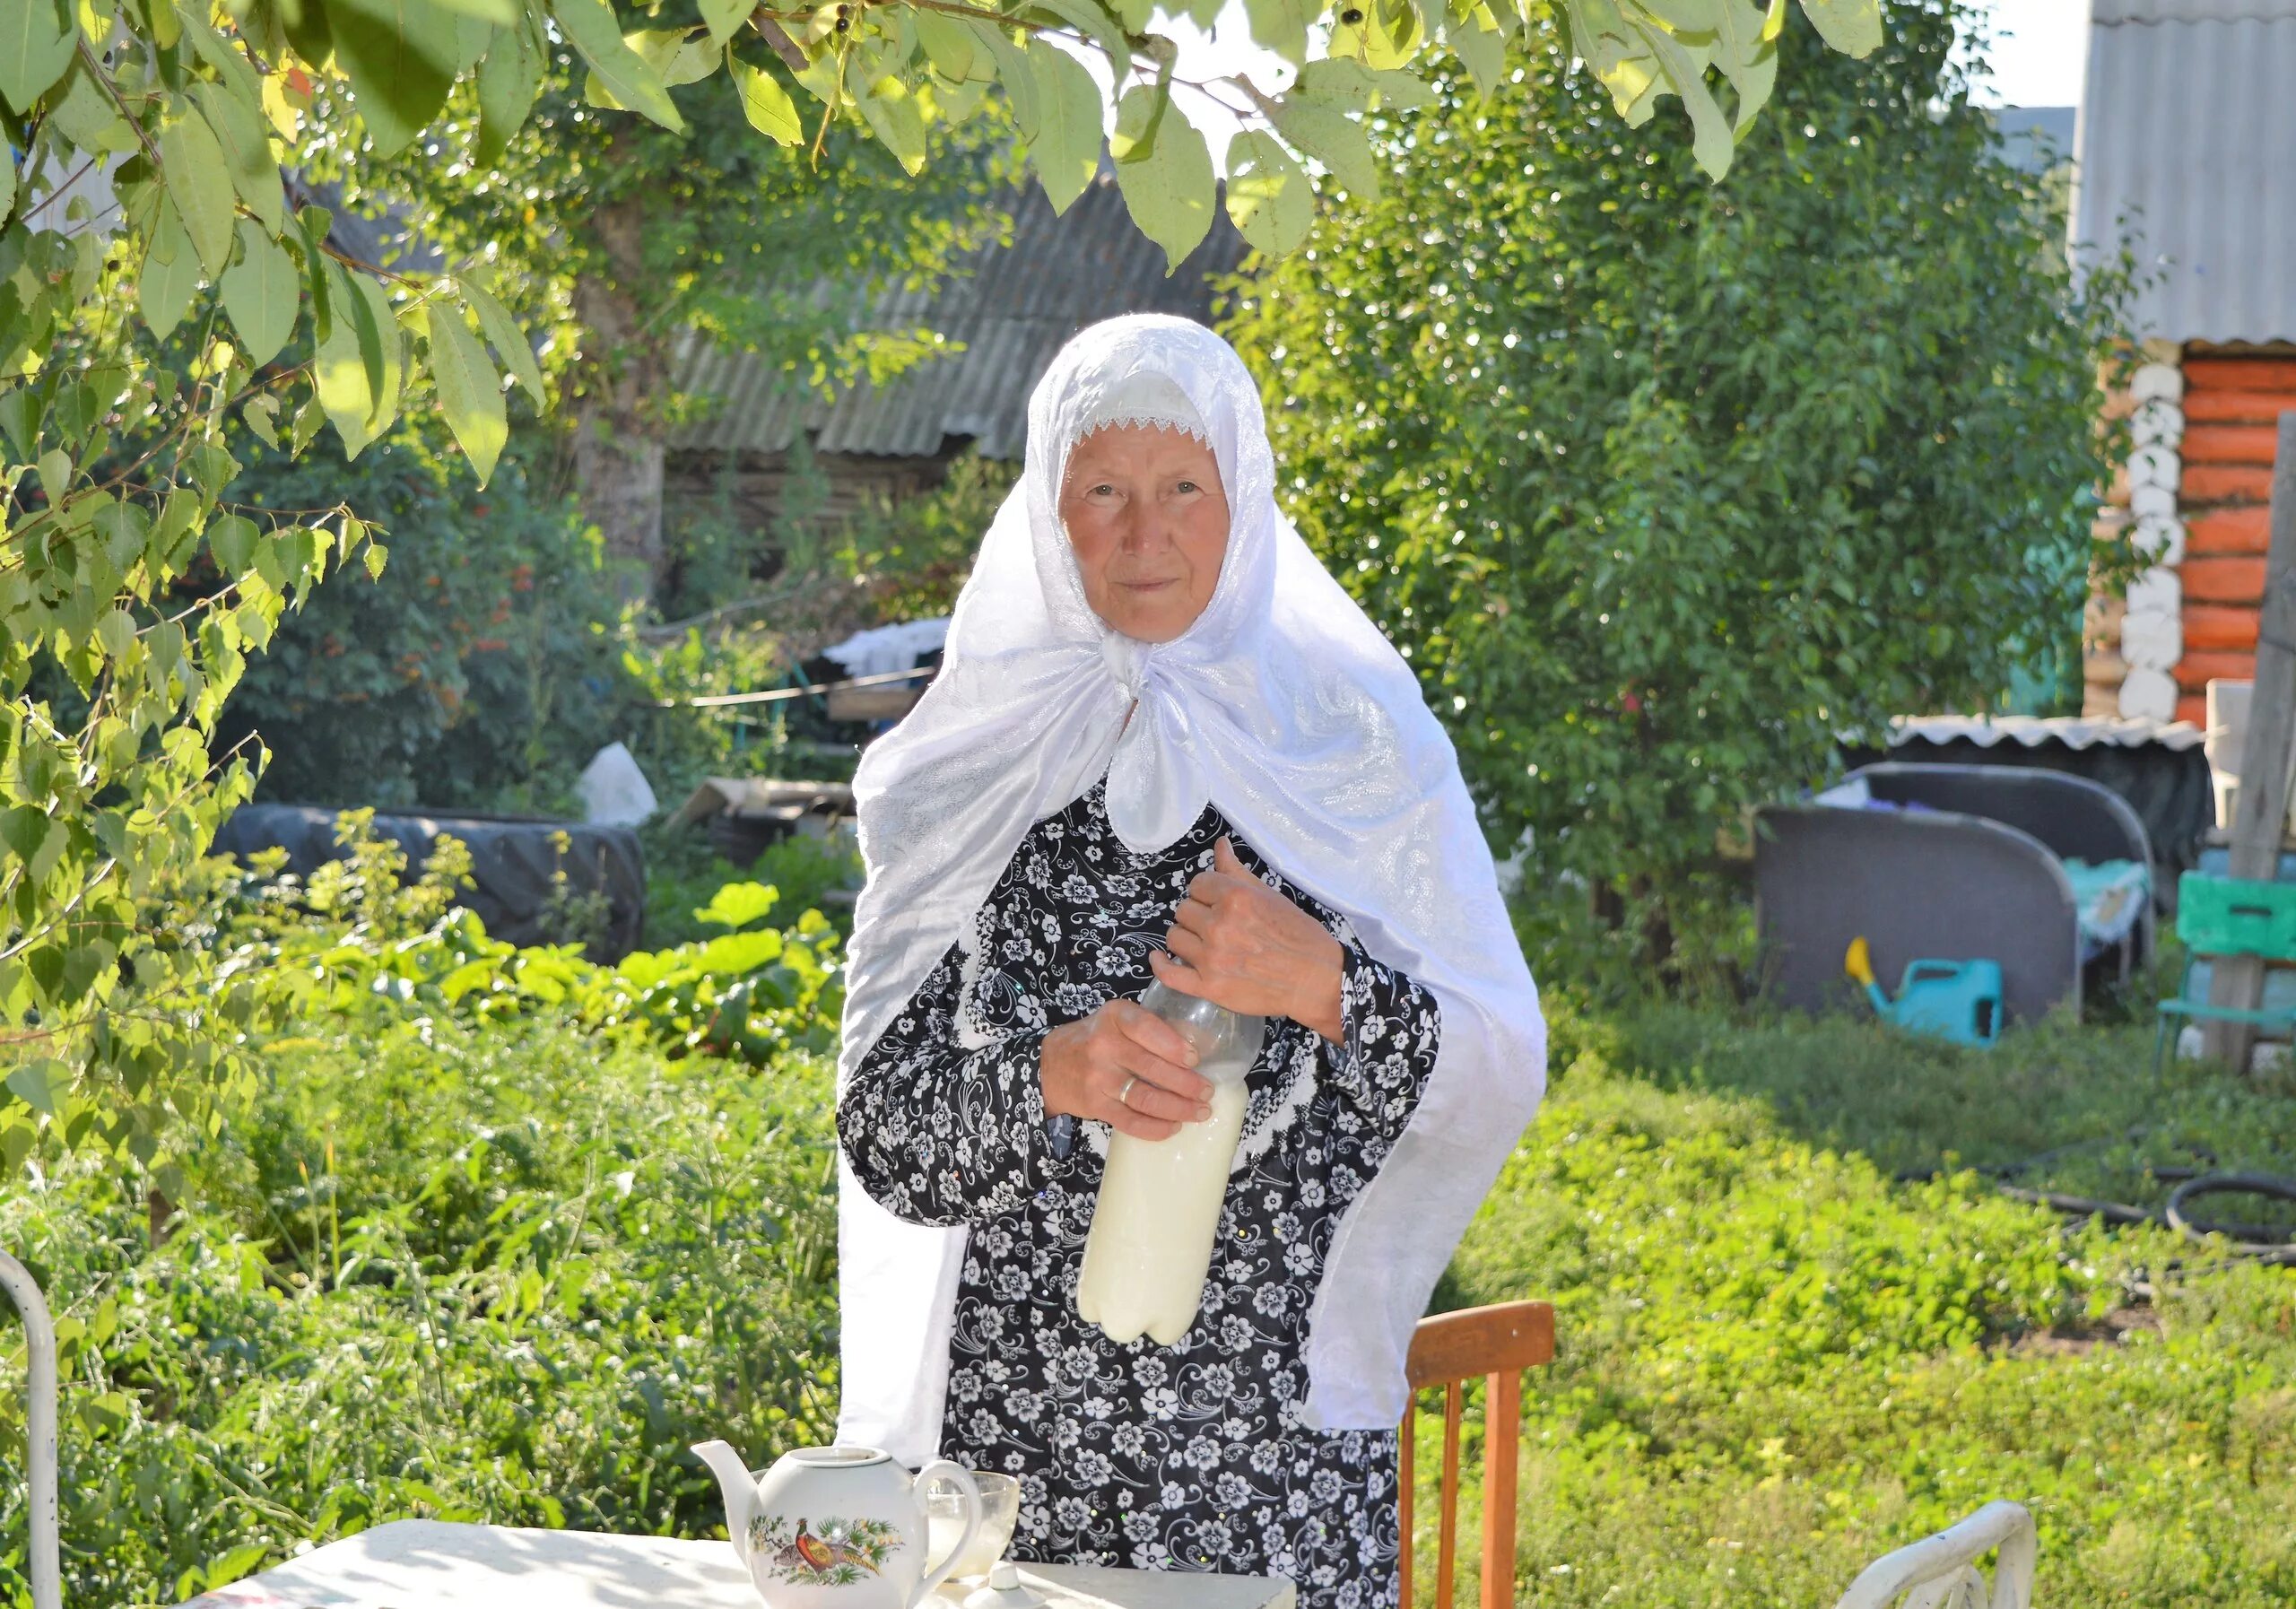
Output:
[{"xmin": 1562, "ymin": 0, "xmax": 1883, "ymax": 178}]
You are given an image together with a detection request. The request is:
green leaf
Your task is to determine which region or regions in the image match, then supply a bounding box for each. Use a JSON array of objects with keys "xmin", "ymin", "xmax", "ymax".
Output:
[
  {"xmin": 220, "ymin": 222, "xmax": 300, "ymax": 368},
  {"xmin": 1028, "ymin": 42, "xmax": 1101, "ymax": 214},
  {"xmin": 693, "ymin": 880, "xmax": 778, "ymax": 929},
  {"xmin": 1241, "ymin": 0, "xmax": 1309, "ymax": 65},
  {"xmin": 913, "ymin": 9, "xmax": 982, "ymax": 81},
  {"xmin": 174, "ymin": 0, "xmax": 266, "ymax": 106},
  {"xmin": 430, "ymin": 0, "xmax": 513, "ymax": 22},
  {"xmin": 1638, "ymin": 0, "xmax": 1718, "ymax": 30},
  {"xmin": 1709, "ymin": 0, "xmax": 1775, "ymax": 129},
  {"xmin": 1637, "ymin": 22, "xmax": 1731, "ymax": 178},
  {"xmin": 94, "ymin": 607, "xmax": 135, "ymax": 661},
  {"xmin": 1448, "ymin": 4, "xmax": 1504, "ymax": 100},
  {"xmin": 1327, "ymin": 0, "xmax": 1423, "ymax": 69},
  {"xmin": 192, "ymin": 80, "xmax": 285, "ymax": 233},
  {"xmin": 475, "ymin": 17, "xmax": 544, "ymax": 162},
  {"xmin": 354, "ymin": 275, "xmax": 406, "ymax": 439},
  {"xmin": 733, "ymin": 57, "xmax": 803, "ymax": 144},
  {"xmin": 326, "ymin": 0, "xmax": 458, "ymax": 160},
  {"xmin": 1255, "ymin": 83, "xmax": 1381, "ymax": 202},
  {"xmin": 47, "ymin": 57, "xmax": 140, "ymax": 154},
  {"xmin": 5, "ymin": 1060, "xmax": 68, "ymax": 1118},
  {"xmin": 159, "ymin": 108, "xmax": 237, "ymax": 279},
  {"xmin": 1109, "ymin": 83, "xmax": 1213, "ymax": 274},
  {"xmin": 137, "ymin": 202, "xmax": 202, "ymax": 338},
  {"xmin": 206, "ymin": 512, "xmax": 257, "ymax": 574},
  {"xmin": 1796, "ymin": 0, "xmax": 1880, "ymax": 56},
  {"xmin": 1022, "ymin": 0, "xmax": 1127, "ymax": 81},
  {"xmin": 1566, "ymin": 0, "xmax": 1664, "ymax": 124},
  {"xmin": 1223, "ymin": 127, "xmax": 1310, "ymax": 257},
  {"xmin": 283, "ymin": 0, "xmax": 333, "ymax": 68},
  {"xmin": 0, "ymin": 0, "xmax": 75, "ymax": 116},
  {"xmin": 552, "ymin": 0, "xmax": 685, "ymax": 131},
  {"xmin": 622, "ymin": 26, "xmax": 718, "ymax": 87},
  {"xmin": 857, "ymin": 74, "xmax": 927, "ymax": 176},
  {"xmin": 981, "ymin": 23, "xmax": 1040, "ymax": 142},
  {"xmin": 0, "ymin": 138, "xmax": 13, "ymax": 224},
  {"xmin": 363, "ymin": 541, "xmax": 388, "ymax": 579},
  {"xmin": 314, "ymin": 262, "xmax": 383, "ymax": 456},
  {"xmin": 423, "ymin": 300, "xmax": 507, "ymax": 485},
  {"xmin": 698, "ymin": 0, "xmax": 748, "ymax": 48},
  {"xmin": 459, "ymin": 276, "xmax": 544, "ymax": 410}
]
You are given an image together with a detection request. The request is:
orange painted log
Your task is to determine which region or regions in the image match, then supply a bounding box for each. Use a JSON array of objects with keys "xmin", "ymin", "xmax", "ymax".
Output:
[
  {"xmin": 2176, "ymin": 694, "xmax": 2208, "ymax": 726},
  {"xmin": 2183, "ymin": 390, "xmax": 2296, "ymax": 424},
  {"xmin": 2188, "ymin": 507, "xmax": 2273, "ymax": 554},
  {"xmin": 2179, "ymin": 651, "xmax": 2257, "ymax": 691},
  {"xmin": 2185, "ymin": 465, "xmax": 2276, "ymax": 503},
  {"xmin": 2184, "ymin": 425, "xmax": 2284, "ymax": 465},
  {"xmin": 2184, "ymin": 603, "xmax": 2263, "ymax": 650},
  {"xmin": 2186, "ymin": 357, "xmax": 2296, "ymax": 393},
  {"xmin": 2183, "ymin": 556, "xmax": 2269, "ymax": 604}
]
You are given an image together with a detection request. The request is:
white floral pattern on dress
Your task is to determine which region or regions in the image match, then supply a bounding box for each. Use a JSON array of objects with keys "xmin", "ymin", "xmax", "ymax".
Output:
[{"xmin": 839, "ymin": 781, "xmax": 1441, "ymax": 1609}]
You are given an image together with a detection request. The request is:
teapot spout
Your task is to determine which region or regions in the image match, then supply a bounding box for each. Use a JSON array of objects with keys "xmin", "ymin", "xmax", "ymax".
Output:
[{"xmin": 691, "ymin": 1439, "xmax": 759, "ymax": 1556}]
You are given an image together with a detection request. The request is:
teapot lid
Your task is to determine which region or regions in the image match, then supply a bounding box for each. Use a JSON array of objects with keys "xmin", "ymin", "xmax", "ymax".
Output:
[
  {"xmin": 786, "ymin": 1446, "xmax": 891, "ymax": 1469},
  {"xmin": 961, "ymin": 1562, "xmax": 1048, "ymax": 1609}
]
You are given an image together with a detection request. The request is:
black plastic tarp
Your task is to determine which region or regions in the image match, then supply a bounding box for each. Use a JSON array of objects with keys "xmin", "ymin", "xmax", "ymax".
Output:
[{"xmin": 212, "ymin": 804, "xmax": 647, "ymax": 961}]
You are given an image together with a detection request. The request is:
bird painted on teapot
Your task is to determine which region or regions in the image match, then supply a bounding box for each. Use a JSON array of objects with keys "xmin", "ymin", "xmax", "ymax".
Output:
[{"xmin": 693, "ymin": 1440, "xmax": 981, "ymax": 1609}]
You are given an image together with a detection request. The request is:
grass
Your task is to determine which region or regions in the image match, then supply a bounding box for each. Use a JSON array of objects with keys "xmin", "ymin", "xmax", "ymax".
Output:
[
  {"xmin": 1416, "ymin": 1002, "xmax": 2296, "ymax": 1607},
  {"xmin": 3, "ymin": 915, "xmax": 2292, "ymax": 1607}
]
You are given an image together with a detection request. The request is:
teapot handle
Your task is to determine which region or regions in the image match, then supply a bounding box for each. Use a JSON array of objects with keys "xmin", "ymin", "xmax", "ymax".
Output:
[{"xmin": 910, "ymin": 1459, "xmax": 982, "ymax": 1605}]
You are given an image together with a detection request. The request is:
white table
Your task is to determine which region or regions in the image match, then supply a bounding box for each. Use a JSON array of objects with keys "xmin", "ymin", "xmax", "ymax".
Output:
[{"xmin": 179, "ymin": 1519, "xmax": 1298, "ymax": 1609}]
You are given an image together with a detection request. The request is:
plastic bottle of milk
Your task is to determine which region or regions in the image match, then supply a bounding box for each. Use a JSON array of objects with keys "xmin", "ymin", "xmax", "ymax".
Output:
[{"xmin": 1076, "ymin": 981, "xmax": 1265, "ymax": 1346}]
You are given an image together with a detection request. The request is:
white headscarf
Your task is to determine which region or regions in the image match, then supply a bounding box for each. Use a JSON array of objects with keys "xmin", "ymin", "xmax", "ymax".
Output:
[{"xmin": 836, "ymin": 314, "xmax": 1546, "ymax": 1465}]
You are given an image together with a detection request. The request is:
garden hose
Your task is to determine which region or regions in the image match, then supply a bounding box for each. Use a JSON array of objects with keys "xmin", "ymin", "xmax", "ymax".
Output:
[
  {"xmin": 2163, "ymin": 1174, "xmax": 2296, "ymax": 1267},
  {"xmin": 1902, "ymin": 1143, "xmax": 2296, "ymax": 1265}
]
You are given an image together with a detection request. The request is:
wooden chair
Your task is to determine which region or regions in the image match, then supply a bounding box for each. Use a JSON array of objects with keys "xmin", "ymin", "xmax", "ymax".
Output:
[{"xmin": 1397, "ymin": 1300, "xmax": 1555, "ymax": 1609}]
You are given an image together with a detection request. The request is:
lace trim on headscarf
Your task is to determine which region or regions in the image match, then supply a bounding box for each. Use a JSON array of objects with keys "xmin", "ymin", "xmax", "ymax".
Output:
[{"xmin": 1075, "ymin": 370, "xmax": 1208, "ymax": 448}]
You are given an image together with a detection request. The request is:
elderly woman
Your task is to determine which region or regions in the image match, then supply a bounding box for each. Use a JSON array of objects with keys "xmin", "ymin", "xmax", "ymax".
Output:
[{"xmin": 836, "ymin": 316, "xmax": 1544, "ymax": 1609}]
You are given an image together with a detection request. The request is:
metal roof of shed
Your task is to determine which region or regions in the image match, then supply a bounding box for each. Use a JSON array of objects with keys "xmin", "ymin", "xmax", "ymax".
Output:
[
  {"xmin": 2074, "ymin": 0, "xmax": 2296, "ymax": 343},
  {"xmin": 667, "ymin": 172, "xmax": 1248, "ymax": 460}
]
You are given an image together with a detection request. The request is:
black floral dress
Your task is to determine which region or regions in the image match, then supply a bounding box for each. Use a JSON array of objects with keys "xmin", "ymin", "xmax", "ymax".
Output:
[{"xmin": 839, "ymin": 779, "xmax": 1442, "ymax": 1609}]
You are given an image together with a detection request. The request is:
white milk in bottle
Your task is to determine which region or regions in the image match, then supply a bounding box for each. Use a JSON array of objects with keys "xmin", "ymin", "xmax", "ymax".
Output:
[{"xmin": 1076, "ymin": 981, "xmax": 1265, "ymax": 1346}]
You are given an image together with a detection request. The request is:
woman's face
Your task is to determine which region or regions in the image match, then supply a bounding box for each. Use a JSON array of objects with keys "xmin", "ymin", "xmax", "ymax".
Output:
[{"xmin": 1060, "ymin": 424, "xmax": 1231, "ymax": 643}]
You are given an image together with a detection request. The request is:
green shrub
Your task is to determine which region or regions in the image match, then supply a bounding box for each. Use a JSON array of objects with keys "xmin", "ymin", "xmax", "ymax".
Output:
[
  {"xmin": 215, "ymin": 431, "xmax": 638, "ymax": 813},
  {"xmin": 0, "ymin": 1015, "xmax": 840, "ymax": 1607},
  {"xmin": 835, "ymin": 450, "xmax": 1019, "ymax": 622}
]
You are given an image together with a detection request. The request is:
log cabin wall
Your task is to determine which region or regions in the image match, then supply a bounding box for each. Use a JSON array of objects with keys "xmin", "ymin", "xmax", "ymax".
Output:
[
  {"xmin": 2172, "ymin": 344, "xmax": 2296, "ymax": 723},
  {"xmin": 2084, "ymin": 342, "xmax": 2296, "ymax": 726},
  {"xmin": 2085, "ymin": 340, "xmax": 2187, "ymax": 720}
]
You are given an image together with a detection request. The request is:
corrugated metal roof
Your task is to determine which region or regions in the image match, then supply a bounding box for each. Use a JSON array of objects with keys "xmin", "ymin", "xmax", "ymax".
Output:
[
  {"xmin": 668, "ymin": 172, "xmax": 1248, "ymax": 459},
  {"xmin": 2074, "ymin": 3, "xmax": 2296, "ymax": 343},
  {"xmin": 2093, "ymin": 0, "xmax": 2292, "ymax": 22}
]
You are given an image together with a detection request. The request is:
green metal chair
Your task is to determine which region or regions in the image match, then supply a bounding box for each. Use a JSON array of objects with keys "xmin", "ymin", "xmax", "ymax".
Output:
[{"xmin": 2155, "ymin": 872, "xmax": 2296, "ymax": 1070}]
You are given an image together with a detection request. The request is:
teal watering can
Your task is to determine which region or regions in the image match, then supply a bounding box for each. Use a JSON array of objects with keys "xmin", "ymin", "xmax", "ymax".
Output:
[{"xmin": 1844, "ymin": 937, "xmax": 2003, "ymax": 1048}]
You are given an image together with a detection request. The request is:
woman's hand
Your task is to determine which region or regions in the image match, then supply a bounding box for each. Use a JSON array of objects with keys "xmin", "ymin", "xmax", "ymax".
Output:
[
  {"xmin": 1153, "ymin": 838, "xmax": 1345, "ymax": 1042},
  {"xmin": 1042, "ymin": 1001, "xmax": 1215, "ymax": 1141}
]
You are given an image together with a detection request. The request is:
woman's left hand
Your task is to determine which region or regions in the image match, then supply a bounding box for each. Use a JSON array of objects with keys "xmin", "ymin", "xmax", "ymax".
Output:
[{"xmin": 1153, "ymin": 838, "xmax": 1345, "ymax": 1043}]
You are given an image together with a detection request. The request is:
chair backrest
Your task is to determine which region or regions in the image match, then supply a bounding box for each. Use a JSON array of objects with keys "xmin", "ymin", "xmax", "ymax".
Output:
[
  {"xmin": 1398, "ymin": 1300, "xmax": 1555, "ymax": 1609},
  {"xmin": 2177, "ymin": 870, "xmax": 2296, "ymax": 961},
  {"xmin": 1832, "ymin": 1500, "xmax": 2036, "ymax": 1609}
]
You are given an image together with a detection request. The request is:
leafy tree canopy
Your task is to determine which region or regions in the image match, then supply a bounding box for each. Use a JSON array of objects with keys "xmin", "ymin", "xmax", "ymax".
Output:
[
  {"xmin": 1227, "ymin": 0, "xmax": 2136, "ymax": 978},
  {"xmin": 0, "ymin": 0, "xmax": 1878, "ymax": 1172}
]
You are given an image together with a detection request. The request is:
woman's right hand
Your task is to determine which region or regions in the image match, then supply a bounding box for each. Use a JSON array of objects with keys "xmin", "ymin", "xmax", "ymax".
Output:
[{"xmin": 1041, "ymin": 1001, "xmax": 1214, "ymax": 1141}]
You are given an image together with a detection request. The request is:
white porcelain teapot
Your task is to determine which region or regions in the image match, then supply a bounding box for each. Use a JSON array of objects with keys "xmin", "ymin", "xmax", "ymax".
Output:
[{"xmin": 693, "ymin": 1440, "xmax": 981, "ymax": 1609}]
